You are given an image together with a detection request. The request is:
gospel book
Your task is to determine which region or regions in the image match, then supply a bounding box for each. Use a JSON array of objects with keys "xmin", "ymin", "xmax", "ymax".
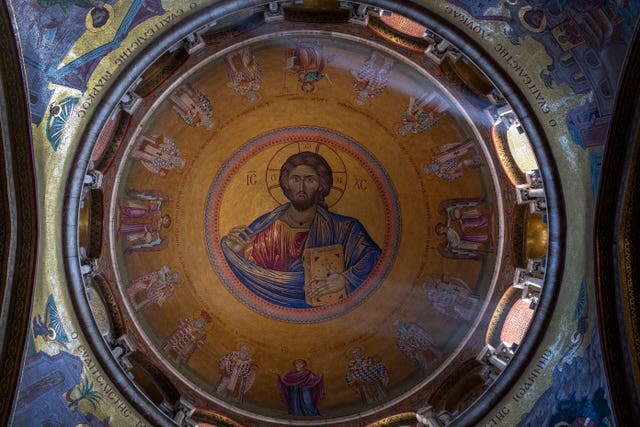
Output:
[{"xmin": 303, "ymin": 244, "xmax": 346, "ymax": 307}]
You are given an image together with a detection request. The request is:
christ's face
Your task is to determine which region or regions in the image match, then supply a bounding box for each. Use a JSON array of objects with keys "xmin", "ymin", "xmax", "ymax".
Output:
[{"xmin": 285, "ymin": 165, "xmax": 322, "ymax": 210}]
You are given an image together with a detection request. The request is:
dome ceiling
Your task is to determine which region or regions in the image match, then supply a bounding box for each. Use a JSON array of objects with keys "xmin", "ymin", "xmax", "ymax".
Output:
[
  {"xmin": 84, "ymin": 7, "xmax": 542, "ymax": 426},
  {"xmin": 11, "ymin": 0, "xmax": 640, "ymax": 425}
]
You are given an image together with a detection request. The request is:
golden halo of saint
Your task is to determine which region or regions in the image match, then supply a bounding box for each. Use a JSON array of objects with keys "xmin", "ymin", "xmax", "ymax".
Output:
[
  {"xmin": 518, "ymin": 6, "xmax": 547, "ymax": 33},
  {"xmin": 85, "ymin": 4, "xmax": 114, "ymax": 33},
  {"xmin": 266, "ymin": 141, "xmax": 348, "ymax": 208}
]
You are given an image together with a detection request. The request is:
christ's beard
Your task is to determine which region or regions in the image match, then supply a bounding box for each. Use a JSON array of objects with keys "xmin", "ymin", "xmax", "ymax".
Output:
[
  {"xmin": 288, "ymin": 190, "xmax": 323, "ymax": 211},
  {"xmin": 290, "ymin": 196, "xmax": 317, "ymax": 211}
]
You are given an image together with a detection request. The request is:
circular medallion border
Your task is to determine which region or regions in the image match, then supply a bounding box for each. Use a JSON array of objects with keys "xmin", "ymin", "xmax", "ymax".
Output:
[{"xmin": 205, "ymin": 126, "xmax": 400, "ymax": 323}]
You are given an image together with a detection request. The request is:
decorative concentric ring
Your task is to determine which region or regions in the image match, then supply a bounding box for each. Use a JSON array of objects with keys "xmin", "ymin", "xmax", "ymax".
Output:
[{"xmin": 205, "ymin": 126, "xmax": 401, "ymax": 322}]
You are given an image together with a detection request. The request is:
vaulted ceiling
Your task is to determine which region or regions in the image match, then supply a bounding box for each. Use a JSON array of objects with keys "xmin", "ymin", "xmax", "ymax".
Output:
[{"xmin": 1, "ymin": 1, "xmax": 639, "ymax": 426}]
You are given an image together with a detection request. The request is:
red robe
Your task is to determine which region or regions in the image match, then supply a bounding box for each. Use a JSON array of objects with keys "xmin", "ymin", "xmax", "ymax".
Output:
[{"xmin": 246, "ymin": 220, "xmax": 309, "ymax": 271}]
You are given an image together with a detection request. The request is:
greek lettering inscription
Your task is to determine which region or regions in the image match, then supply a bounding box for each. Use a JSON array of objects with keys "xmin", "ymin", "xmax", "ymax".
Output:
[
  {"xmin": 444, "ymin": 5, "xmax": 489, "ymax": 39},
  {"xmin": 76, "ymin": 344, "xmax": 134, "ymax": 418},
  {"xmin": 246, "ymin": 171, "xmax": 257, "ymax": 186},
  {"xmin": 511, "ymin": 348, "xmax": 553, "ymax": 402},
  {"xmin": 354, "ymin": 176, "xmax": 367, "ymax": 190},
  {"xmin": 485, "ymin": 406, "xmax": 511, "ymax": 426},
  {"xmin": 77, "ymin": 7, "xmax": 192, "ymax": 118},
  {"xmin": 494, "ymin": 44, "xmax": 552, "ymax": 115}
]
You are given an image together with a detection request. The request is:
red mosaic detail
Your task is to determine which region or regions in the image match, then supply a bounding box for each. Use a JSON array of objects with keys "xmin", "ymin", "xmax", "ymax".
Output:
[
  {"xmin": 380, "ymin": 13, "xmax": 426, "ymax": 38},
  {"xmin": 500, "ymin": 299, "xmax": 535, "ymax": 345}
]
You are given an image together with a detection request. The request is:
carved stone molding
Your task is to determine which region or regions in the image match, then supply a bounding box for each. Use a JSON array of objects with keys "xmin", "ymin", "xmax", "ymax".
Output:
[
  {"xmin": 594, "ymin": 24, "xmax": 640, "ymax": 426},
  {"xmin": 0, "ymin": 3, "xmax": 38, "ymax": 425}
]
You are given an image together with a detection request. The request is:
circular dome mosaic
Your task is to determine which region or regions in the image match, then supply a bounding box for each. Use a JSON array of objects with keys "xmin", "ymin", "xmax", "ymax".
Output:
[
  {"xmin": 205, "ymin": 126, "xmax": 400, "ymax": 322},
  {"xmin": 101, "ymin": 29, "xmax": 510, "ymax": 422}
]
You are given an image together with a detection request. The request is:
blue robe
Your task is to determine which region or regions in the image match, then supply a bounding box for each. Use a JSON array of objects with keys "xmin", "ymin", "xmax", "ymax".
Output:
[
  {"xmin": 221, "ymin": 204, "xmax": 381, "ymax": 308},
  {"xmin": 277, "ymin": 367, "xmax": 325, "ymax": 416}
]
